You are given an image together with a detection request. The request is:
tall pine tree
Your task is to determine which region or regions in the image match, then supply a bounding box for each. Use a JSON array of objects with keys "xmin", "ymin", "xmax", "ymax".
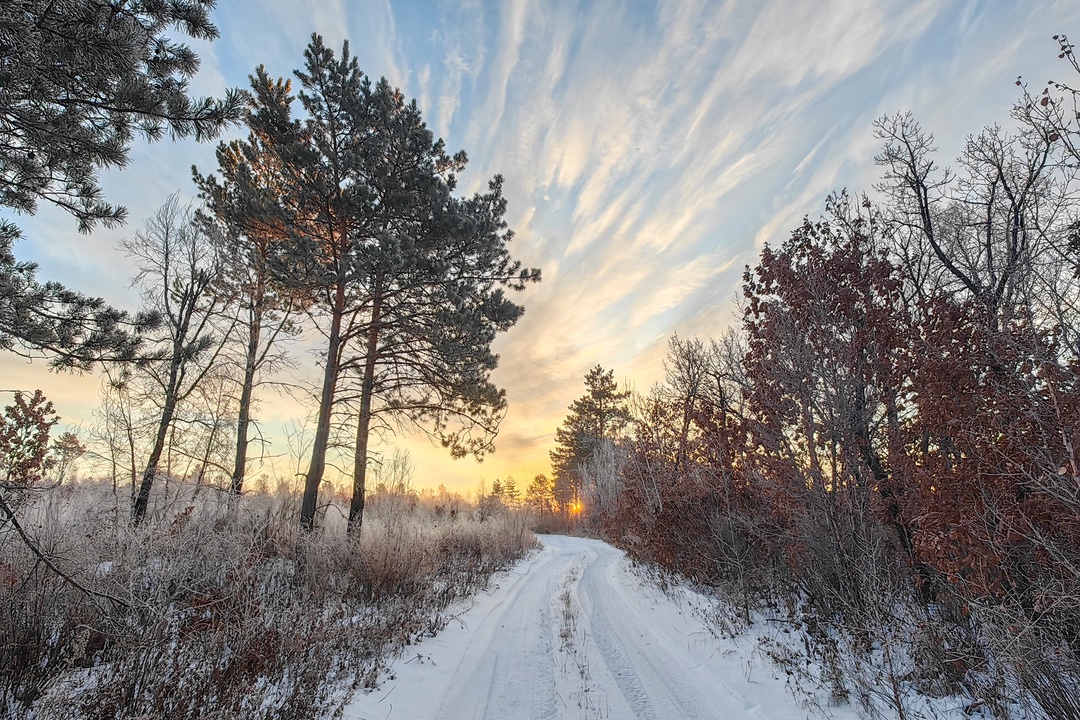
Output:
[
  {"xmin": 240, "ymin": 39, "xmax": 368, "ymax": 531},
  {"xmin": 193, "ymin": 92, "xmax": 301, "ymax": 495},
  {"xmin": 236, "ymin": 36, "xmax": 539, "ymax": 532},
  {"xmin": 0, "ymin": 0, "xmax": 242, "ymax": 367},
  {"xmin": 550, "ymin": 365, "xmax": 631, "ymax": 509}
]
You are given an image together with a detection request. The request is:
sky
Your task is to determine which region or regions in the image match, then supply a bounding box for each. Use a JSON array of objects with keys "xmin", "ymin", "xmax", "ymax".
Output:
[{"xmin": 6, "ymin": 0, "xmax": 1080, "ymax": 495}]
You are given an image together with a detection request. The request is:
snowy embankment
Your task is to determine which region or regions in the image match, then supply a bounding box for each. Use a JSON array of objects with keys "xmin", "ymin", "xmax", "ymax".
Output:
[{"xmin": 343, "ymin": 535, "xmax": 861, "ymax": 720}]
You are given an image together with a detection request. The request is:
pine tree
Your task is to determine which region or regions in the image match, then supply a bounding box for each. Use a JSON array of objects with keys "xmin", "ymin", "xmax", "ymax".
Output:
[
  {"xmin": 233, "ymin": 40, "xmax": 371, "ymax": 531},
  {"xmin": 339, "ymin": 169, "xmax": 539, "ymax": 534},
  {"xmin": 502, "ymin": 476, "xmax": 519, "ymax": 507},
  {"xmin": 240, "ymin": 35, "xmax": 539, "ymax": 532},
  {"xmin": 550, "ymin": 366, "xmax": 631, "ymax": 510},
  {"xmin": 526, "ymin": 473, "xmax": 555, "ymax": 516},
  {"xmin": 193, "ymin": 96, "xmax": 301, "ymax": 495},
  {"xmin": 0, "ymin": 0, "xmax": 242, "ymax": 366},
  {"xmin": 0, "ymin": 247, "xmax": 158, "ymax": 370}
]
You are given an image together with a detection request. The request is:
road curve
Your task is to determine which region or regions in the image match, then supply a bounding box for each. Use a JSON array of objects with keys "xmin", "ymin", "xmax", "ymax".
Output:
[{"xmin": 341, "ymin": 534, "xmax": 825, "ymax": 720}]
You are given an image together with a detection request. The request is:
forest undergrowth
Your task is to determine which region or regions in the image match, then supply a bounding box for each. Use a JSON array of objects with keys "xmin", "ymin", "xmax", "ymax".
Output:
[
  {"xmin": 545, "ymin": 34, "xmax": 1080, "ymax": 720},
  {"xmin": 0, "ymin": 479, "xmax": 535, "ymax": 720},
  {"xmin": 610, "ymin": 495, "xmax": 1080, "ymax": 720}
]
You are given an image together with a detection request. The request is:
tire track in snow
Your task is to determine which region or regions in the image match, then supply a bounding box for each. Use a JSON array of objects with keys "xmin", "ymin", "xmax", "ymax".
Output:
[
  {"xmin": 578, "ymin": 543, "xmax": 727, "ymax": 719},
  {"xmin": 434, "ymin": 544, "xmax": 566, "ymax": 720},
  {"xmin": 341, "ymin": 534, "xmax": 841, "ymax": 720}
]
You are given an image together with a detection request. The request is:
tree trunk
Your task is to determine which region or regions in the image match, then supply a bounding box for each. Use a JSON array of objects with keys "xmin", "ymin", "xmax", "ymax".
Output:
[
  {"xmin": 125, "ymin": 409, "xmax": 137, "ymax": 503},
  {"xmin": 349, "ymin": 288, "xmax": 383, "ymax": 535},
  {"xmin": 132, "ymin": 386, "xmax": 178, "ymax": 525},
  {"xmin": 300, "ymin": 275, "xmax": 346, "ymax": 530},
  {"xmin": 230, "ymin": 308, "xmax": 261, "ymax": 494},
  {"xmin": 676, "ymin": 393, "xmax": 694, "ymax": 473}
]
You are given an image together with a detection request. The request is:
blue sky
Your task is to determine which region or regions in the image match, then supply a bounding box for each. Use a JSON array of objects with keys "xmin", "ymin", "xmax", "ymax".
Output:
[{"xmin": 7, "ymin": 0, "xmax": 1080, "ymax": 493}]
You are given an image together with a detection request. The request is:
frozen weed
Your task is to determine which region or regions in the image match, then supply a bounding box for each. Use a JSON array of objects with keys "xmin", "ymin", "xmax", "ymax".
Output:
[{"xmin": 1, "ymin": 479, "xmax": 536, "ymax": 719}]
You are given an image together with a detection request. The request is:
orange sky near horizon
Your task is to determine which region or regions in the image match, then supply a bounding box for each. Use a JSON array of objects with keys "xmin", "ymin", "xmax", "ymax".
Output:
[{"xmin": 6, "ymin": 0, "xmax": 1080, "ymax": 496}]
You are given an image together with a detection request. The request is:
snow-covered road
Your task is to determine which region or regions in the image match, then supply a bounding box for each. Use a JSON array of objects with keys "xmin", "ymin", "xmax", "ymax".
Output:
[{"xmin": 342, "ymin": 535, "xmax": 847, "ymax": 720}]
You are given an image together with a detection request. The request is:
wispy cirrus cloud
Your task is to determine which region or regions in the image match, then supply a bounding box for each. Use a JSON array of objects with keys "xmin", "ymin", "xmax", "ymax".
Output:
[
  {"xmin": 9, "ymin": 0, "xmax": 1080, "ymax": 493},
  {"xmin": 446, "ymin": 0, "xmax": 1068, "ymax": 488}
]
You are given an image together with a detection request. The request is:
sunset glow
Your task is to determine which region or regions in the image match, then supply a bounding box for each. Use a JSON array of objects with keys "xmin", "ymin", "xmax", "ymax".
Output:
[{"xmin": 6, "ymin": 1, "xmax": 1080, "ymax": 493}]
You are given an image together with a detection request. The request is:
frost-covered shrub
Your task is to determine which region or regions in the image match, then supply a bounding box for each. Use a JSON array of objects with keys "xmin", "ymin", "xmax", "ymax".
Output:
[{"xmin": 1, "ymin": 478, "xmax": 536, "ymax": 719}]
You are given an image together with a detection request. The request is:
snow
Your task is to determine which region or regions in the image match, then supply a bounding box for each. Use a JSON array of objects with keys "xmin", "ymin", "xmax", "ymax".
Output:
[{"xmin": 341, "ymin": 535, "xmax": 863, "ymax": 720}]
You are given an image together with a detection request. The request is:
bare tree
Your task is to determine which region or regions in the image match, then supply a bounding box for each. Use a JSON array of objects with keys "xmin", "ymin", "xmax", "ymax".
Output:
[
  {"xmin": 874, "ymin": 113, "xmax": 1070, "ymax": 331},
  {"xmin": 87, "ymin": 364, "xmax": 146, "ymax": 518},
  {"xmin": 578, "ymin": 438, "xmax": 623, "ymax": 522},
  {"xmin": 122, "ymin": 196, "xmax": 237, "ymax": 524}
]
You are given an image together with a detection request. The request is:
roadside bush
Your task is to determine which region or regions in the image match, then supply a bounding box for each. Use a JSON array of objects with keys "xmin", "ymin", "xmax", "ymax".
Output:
[{"xmin": 0, "ymin": 478, "xmax": 535, "ymax": 719}]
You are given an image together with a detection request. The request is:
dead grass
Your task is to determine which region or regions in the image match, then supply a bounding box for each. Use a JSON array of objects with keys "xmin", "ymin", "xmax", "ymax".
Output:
[{"xmin": 0, "ymin": 479, "xmax": 537, "ymax": 719}]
